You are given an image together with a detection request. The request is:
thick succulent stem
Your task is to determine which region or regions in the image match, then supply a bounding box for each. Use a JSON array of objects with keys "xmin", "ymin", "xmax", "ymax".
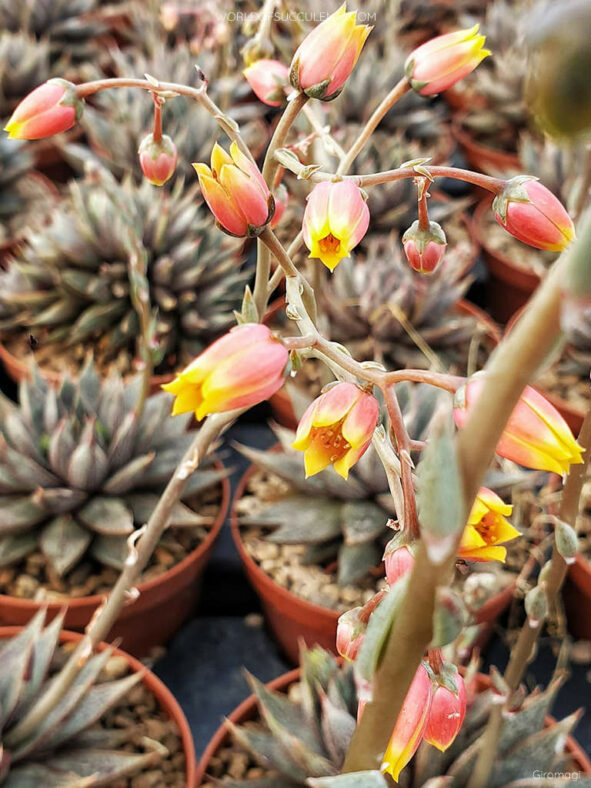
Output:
[
  {"xmin": 467, "ymin": 407, "xmax": 591, "ymax": 788},
  {"xmin": 337, "ymin": 76, "xmax": 411, "ymax": 176},
  {"xmin": 5, "ymin": 410, "xmax": 241, "ymax": 748},
  {"xmin": 342, "ymin": 229, "xmax": 580, "ymax": 774}
]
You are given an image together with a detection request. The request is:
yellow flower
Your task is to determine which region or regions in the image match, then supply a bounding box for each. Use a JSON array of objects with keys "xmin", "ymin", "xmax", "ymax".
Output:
[{"xmin": 459, "ymin": 487, "xmax": 520, "ymax": 562}]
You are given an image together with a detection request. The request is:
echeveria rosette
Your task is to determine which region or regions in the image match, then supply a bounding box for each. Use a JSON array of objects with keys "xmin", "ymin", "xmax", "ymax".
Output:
[
  {"xmin": 454, "ymin": 376, "xmax": 584, "ymax": 475},
  {"xmin": 163, "ymin": 324, "xmax": 289, "ymax": 420},
  {"xmin": 459, "ymin": 487, "xmax": 520, "ymax": 562},
  {"xmin": 303, "ymin": 181, "xmax": 370, "ymax": 271},
  {"xmin": 4, "ymin": 78, "xmax": 84, "ymax": 140},
  {"xmin": 292, "ymin": 381, "xmax": 379, "ymax": 478},
  {"xmin": 493, "ymin": 176, "xmax": 575, "ymax": 252},
  {"xmin": 193, "ymin": 142, "xmax": 274, "ymax": 237},
  {"xmin": 405, "ymin": 25, "xmax": 491, "ymax": 96},
  {"xmin": 289, "ymin": 4, "xmax": 372, "ymax": 101}
]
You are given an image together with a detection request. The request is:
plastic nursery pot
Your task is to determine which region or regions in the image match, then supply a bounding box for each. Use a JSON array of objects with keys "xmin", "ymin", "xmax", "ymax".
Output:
[
  {"xmin": 266, "ymin": 298, "xmax": 501, "ymax": 431},
  {"xmin": 196, "ymin": 666, "xmax": 591, "ymax": 786},
  {"xmin": 231, "ymin": 460, "xmax": 510, "ymax": 666},
  {"xmin": 0, "ymin": 469, "xmax": 230, "ymax": 658},
  {"xmin": 505, "ymin": 308, "xmax": 584, "ymax": 435},
  {"xmin": 563, "ymin": 554, "xmax": 591, "ymax": 641},
  {"xmin": 473, "ymin": 195, "xmax": 541, "ymax": 324},
  {"xmin": 451, "ymin": 117, "xmax": 521, "ymax": 177},
  {"xmin": 0, "ymin": 625, "xmax": 197, "ymax": 788}
]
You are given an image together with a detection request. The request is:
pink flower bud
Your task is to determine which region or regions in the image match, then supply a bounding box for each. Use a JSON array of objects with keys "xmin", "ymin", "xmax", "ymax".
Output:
[
  {"xmin": 336, "ymin": 607, "xmax": 366, "ymax": 661},
  {"xmin": 424, "ymin": 673, "xmax": 466, "ymax": 752},
  {"xmin": 292, "ymin": 382, "xmax": 379, "ymax": 479},
  {"xmin": 290, "ymin": 5, "xmax": 372, "ymax": 101},
  {"xmin": 454, "ymin": 376, "xmax": 583, "ymax": 476},
  {"xmin": 382, "ymin": 663, "xmax": 433, "ymax": 782},
  {"xmin": 271, "ymin": 184, "xmax": 289, "ymax": 229},
  {"xmin": 493, "ymin": 176, "xmax": 575, "ymax": 252},
  {"xmin": 243, "ymin": 59, "xmax": 290, "ymax": 107},
  {"xmin": 162, "ymin": 323, "xmax": 288, "ymax": 420},
  {"xmin": 405, "ymin": 25, "xmax": 490, "ymax": 96},
  {"xmin": 193, "ymin": 142, "xmax": 274, "ymax": 237},
  {"xmin": 303, "ymin": 181, "xmax": 370, "ymax": 271},
  {"xmin": 4, "ymin": 79, "xmax": 84, "ymax": 140},
  {"xmin": 138, "ymin": 133, "xmax": 178, "ymax": 186},
  {"xmin": 384, "ymin": 545, "xmax": 415, "ymax": 586},
  {"xmin": 402, "ymin": 219, "xmax": 447, "ymax": 274}
]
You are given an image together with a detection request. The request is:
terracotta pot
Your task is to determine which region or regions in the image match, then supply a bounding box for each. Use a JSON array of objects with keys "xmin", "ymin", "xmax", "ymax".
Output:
[
  {"xmin": 505, "ymin": 308, "xmax": 584, "ymax": 435},
  {"xmin": 563, "ymin": 554, "xmax": 591, "ymax": 641},
  {"xmin": 451, "ymin": 118, "xmax": 521, "ymax": 176},
  {"xmin": 231, "ymin": 461, "xmax": 511, "ymax": 665},
  {"xmin": 473, "ymin": 196, "xmax": 541, "ymax": 324},
  {"xmin": 0, "ymin": 625, "xmax": 196, "ymax": 788},
  {"xmin": 266, "ymin": 298, "xmax": 501, "ymax": 431},
  {"xmin": 196, "ymin": 667, "xmax": 591, "ymax": 786},
  {"xmin": 0, "ymin": 470, "xmax": 230, "ymax": 658}
]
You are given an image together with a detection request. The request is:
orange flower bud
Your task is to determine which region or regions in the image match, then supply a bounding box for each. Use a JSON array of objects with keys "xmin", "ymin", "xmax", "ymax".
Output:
[
  {"xmin": 493, "ymin": 176, "xmax": 575, "ymax": 252},
  {"xmin": 402, "ymin": 219, "xmax": 447, "ymax": 274},
  {"xmin": 382, "ymin": 662, "xmax": 433, "ymax": 782},
  {"xmin": 424, "ymin": 671, "xmax": 466, "ymax": 752},
  {"xmin": 459, "ymin": 487, "xmax": 520, "ymax": 563},
  {"xmin": 4, "ymin": 79, "xmax": 84, "ymax": 140},
  {"xmin": 454, "ymin": 377, "xmax": 584, "ymax": 475},
  {"xmin": 303, "ymin": 181, "xmax": 370, "ymax": 271},
  {"xmin": 193, "ymin": 142, "xmax": 274, "ymax": 237},
  {"xmin": 290, "ymin": 5, "xmax": 371, "ymax": 101},
  {"xmin": 243, "ymin": 59, "xmax": 290, "ymax": 107},
  {"xmin": 138, "ymin": 133, "xmax": 178, "ymax": 186},
  {"xmin": 405, "ymin": 25, "xmax": 490, "ymax": 96},
  {"xmin": 292, "ymin": 382, "xmax": 379, "ymax": 479},
  {"xmin": 162, "ymin": 324, "xmax": 288, "ymax": 420},
  {"xmin": 384, "ymin": 544, "xmax": 415, "ymax": 585}
]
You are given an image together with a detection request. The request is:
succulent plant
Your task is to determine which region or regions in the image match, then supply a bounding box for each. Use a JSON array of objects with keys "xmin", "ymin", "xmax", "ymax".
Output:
[
  {"xmin": 0, "ymin": 0, "xmax": 108, "ymax": 70},
  {"xmin": 0, "ymin": 610, "xmax": 165, "ymax": 785},
  {"xmin": 0, "ymin": 360, "xmax": 226, "ymax": 580},
  {"xmin": 323, "ymin": 235, "xmax": 489, "ymax": 374},
  {"xmin": 211, "ymin": 648, "xmax": 585, "ymax": 788},
  {"xmin": 236, "ymin": 383, "xmax": 442, "ymax": 587},
  {"xmin": 0, "ymin": 136, "xmax": 37, "ymax": 244},
  {"xmin": 0, "ymin": 166, "xmax": 246, "ymax": 377},
  {"xmin": 0, "ymin": 32, "xmax": 50, "ymax": 118}
]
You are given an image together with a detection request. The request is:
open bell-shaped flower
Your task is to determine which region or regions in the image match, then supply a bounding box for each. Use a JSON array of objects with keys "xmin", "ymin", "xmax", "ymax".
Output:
[
  {"xmin": 459, "ymin": 487, "xmax": 520, "ymax": 563},
  {"xmin": 193, "ymin": 142, "xmax": 274, "ymax": 237},
  {"xmin": 303, "ymin": 181, "xmax": 370, "ymax": 271},
  {"xmin": 292, "ymin": 382, "xmax": 379, "ymax": 479}
]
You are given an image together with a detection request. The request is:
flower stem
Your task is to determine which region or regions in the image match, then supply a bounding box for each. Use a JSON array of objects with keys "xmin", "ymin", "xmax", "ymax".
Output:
[
  {"xmin": 152, "ymin": 93, "xmax": 163, "ymax": 143},
  {"xmin": 417, "ymin": 179, "xmax": 430, "ymax": 231},
  {"xmin": 337, "ymin": 77, "xmax": 411, "ymax": 176}
]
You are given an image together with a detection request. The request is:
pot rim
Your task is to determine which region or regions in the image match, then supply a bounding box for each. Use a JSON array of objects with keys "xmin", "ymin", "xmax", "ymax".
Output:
[
  {"xmin": 0, "ymin": 625, "xmax": 197, "ymax": 787},
  {"xmin": 0, "ymin": 465, "xmax": 230, "ymax": 614}
]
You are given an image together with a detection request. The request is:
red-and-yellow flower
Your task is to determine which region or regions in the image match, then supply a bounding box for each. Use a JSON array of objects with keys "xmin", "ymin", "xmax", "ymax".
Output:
[
  {"xmin": 493, "ymin": 177, "xmax": 575, "ymax": 252},
  {"xmin": 243, "ymin": 59, "xmax": 290, "ymax": 106},
  {"xmin": 162, "ymin": 324, "xmax": 288, "ymax": 420},
  {"xmin": 292, "ymin": 382, "xmax": 379, "ymax": 478},
  {"xmin": 336, "ymin": 607, "xmax": 366, "ymax": 662},
  {"xmin": 405, "ymin": 25, "xmax": 490, "ymax": 96},
  {"xmin": 4, "ymin": 79, "xmax": 84, "ymax": 140},
  {"xmin": 138, "ymin": 133, "xmax": 178, "ymax": 186},
  {"xmin": 424, "ymin": 673, "xmax": 466, "ymax": 752},
  {"xmin": 290, "ymin": 4, "xmax": 371, "ymax": 101},
  {"xmin": 303, "ymin": 181, "xmax": 370, "ymax": 271},
  {"xmin": 382, "ymin": 663, "xmax": 433, "ymax": 782},
  {"xmin": 193, "ymin": 142, "xmax": 274, "ymax": 237},
  {"xmin": 459, "ymin": 488, "xmax": 520, "ymax": 562},
  {"xmin": 454, "ymin": 377, "xmax": 584, "ymax": 476}
]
